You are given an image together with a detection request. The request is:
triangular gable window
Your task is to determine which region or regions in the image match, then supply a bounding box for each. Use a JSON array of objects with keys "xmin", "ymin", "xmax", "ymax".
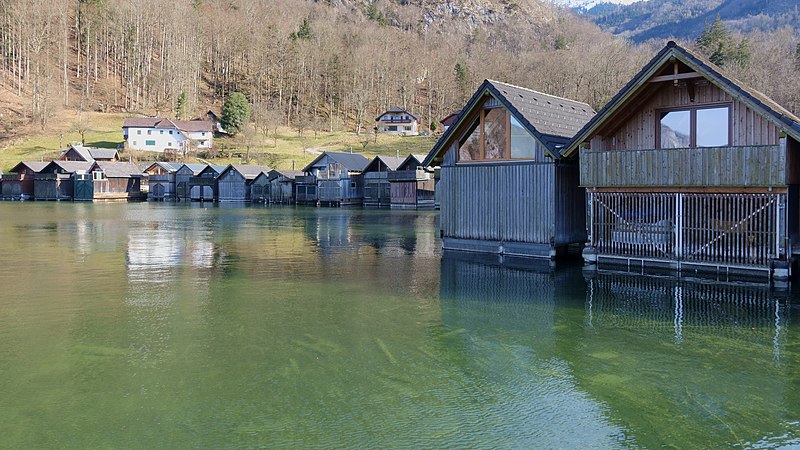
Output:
[{"xmin": 457, "ymin": 97, "xmax": 544, "ymax": 162}]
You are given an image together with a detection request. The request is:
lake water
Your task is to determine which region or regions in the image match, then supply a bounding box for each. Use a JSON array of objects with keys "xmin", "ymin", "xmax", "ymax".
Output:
[{"xmin": 0, "ymin": 202, "xmax": 798, "ymax": 448}]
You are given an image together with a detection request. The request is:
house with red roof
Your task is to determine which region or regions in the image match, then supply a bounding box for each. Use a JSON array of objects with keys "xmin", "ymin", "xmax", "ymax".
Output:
[{"xmin": 122, "ymin": 118, "xmax": 214, "ymax": 153}]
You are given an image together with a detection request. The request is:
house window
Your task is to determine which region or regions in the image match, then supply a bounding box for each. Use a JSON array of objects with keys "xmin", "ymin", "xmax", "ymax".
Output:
[
  {"xmin": 145, "ymin": 140, "xmax": 156, "ymax": 146},
  {"xmin": 169, "ymin": 130, "xmax": 173, "ymax": 135},
  {"xmin": 658, "ymin": 105, "xmax": 730, "ymax": 148},
  {"xmin": 201, "ymin": 132, "xmax": 206, "ymax": 136},
  {"xmin": 457, "ymin": 100, "xmax": 540, "ymax": 162},
  {"xmin": 350, "ymin": 182, "xmax": 357, "ymax": 189},
  {"xmin": 168, "ymin": 142, "xmax": 172, "ymax": 147},
  {"xmin": 160, "ymin": 130, "xmax": 164, "ymax": 134},
  {"xmin": 137, "ymin": 130, "xmax": 141, "ymax": 135},
  {"xmin": 147, "ymin": 130, "xmax": 152, "ymax": 135},
  {"xmin": 133, "ymin": 141, "xmax": 137, "ymax": 145},
  {"xmin": 388, "ymin": 126, "xmax": 398, "ymax": 132},
  {"xmin": 93, "ymin": 171, "xmax": 106, "ymax": 181},
  {"xmin": 404, "ymin": 126, "xmax": 412, "ymax": 131}
]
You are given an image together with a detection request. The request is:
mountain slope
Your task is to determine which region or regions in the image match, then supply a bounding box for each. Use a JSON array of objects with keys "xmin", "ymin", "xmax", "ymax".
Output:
[{"xmin": 580, "ymin": 0, "xmax": 800, "ymax": 42}]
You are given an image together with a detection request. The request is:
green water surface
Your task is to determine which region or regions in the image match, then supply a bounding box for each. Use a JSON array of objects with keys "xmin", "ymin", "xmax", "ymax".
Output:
[{"xmin": 0, "ymin": 203, "xmax": 797, "ymax": 448}]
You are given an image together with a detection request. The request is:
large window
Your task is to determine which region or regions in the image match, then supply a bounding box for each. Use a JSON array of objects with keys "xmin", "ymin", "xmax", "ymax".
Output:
[
  {"xmin": 659, "ymin": 105, "xmax": 730, "ymax": 148},
  {"xmin": 457, "ymin": 102, "xmax": 541, "ymax": 162}
]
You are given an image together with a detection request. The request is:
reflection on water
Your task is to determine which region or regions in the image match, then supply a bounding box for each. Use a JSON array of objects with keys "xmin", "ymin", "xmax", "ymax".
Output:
[{"xmin": 0, "ymin": 203, "xmax": 797, "ymax": 448}]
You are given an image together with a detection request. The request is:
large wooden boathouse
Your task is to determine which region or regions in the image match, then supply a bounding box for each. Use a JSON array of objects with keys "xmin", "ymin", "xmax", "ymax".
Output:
[
  {"xmin": 300, "ymin": 152, "xmax": 370, "ymax": 206},
  {"xmin": 388, "ymin": 154, "xmax": 435, "ymax": 210},
  {"xmin": 564, "ymin": 41, "xmax": 800, "ymax": 279},
  {"xmin": 424, "ymin": 79, "xmax": 595, "ymax": 258}
]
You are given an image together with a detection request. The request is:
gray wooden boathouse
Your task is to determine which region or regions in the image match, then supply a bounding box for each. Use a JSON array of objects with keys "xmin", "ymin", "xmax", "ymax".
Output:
[
  {"xmin": 217, "ymin": 164, "xmax": 271, "ymax": 202},
  {"xmin": 363, "ymin": 155, "xmax": 405, "ymax": 208},
  {"xmin": 2, "ymin": 162, "xmax": 47, "ymax": 200},
  {"xmin": 34, "ymin": 161, "xmax": 93, "ymax": 201},
  {"xmin": 267, "ymin": 169, "xmax": 303, "ymax": 204},
  {"xmin": 175, "ymin": 164, "xmax": 207, "ymax": 201},
  {"xmin": 564, "ymin": 41, "xmax": 800, "ymax": 279},
  {"xmin": 300, "ymin": 152, "xmax": 370, "ymax": 206},
  {"xmin": 189, "ymin": 164, "xmax": 225, "ymax": 202},
  {"xmin": 144, "ymin": 162, "xmax": 180, "ymax": 201},
  {"xmin": 388, "ymin": 154, "xmax": 435, "ymax": 210},
  {"xmin": 423, "ymin": 79, "xmax": 595, "ymax": 258}
]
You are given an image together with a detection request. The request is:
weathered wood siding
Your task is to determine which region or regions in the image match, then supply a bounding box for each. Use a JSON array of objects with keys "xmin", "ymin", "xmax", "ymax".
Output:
[
  {"xmin": 175, "ymin": 167, "xmax": 195, "ymax": 201},
  {"xmin": 440, "ymin": 162, "xmax": 557, "ymax": 245},
  {"xmin": 269, "ymin": 180, "xmax": 294, "ymax": 203},
  {"xmin": 251, "ymin": 178, "xmax": 269, "ymax": 202},
  {"xmin": 581, "ymin": 144, "xmax": 785, "ymax": 187},
  {"xmin": 555, "ymin": 163, "xmax": 587, "ymax": 244},
  {"xmin": 364, "ymin": 172, "xmax": 391, "ymax": 208},
  {"xmin": 318, "ymin": 175, "xmax": 363, "ymax": 204},
  {"xmin": 590, "ymin": 82, "xmax": 780, "ymax": 151},
  {"xmin": 148, "ymin": 174, "xmax": 176, "ymax": 201},
  {"xmin": 33, "ymin": 173, "xmax": 73, "ymax": 200},
  {"xmin": 218, "ymin": 171, "xmax": 249, "ymax": 202}
]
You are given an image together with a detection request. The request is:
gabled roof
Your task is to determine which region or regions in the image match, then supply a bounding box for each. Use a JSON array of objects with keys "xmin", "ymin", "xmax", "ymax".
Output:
[
  {"xmin": 267, "ymin": 169, "xmax": 304, "ymax": 181},
  {"xmin": 41, "ymin": 161, "xmax": 94, "ymax": 174},
  {"xmin": 219, "ymin": 164, "xmax": 272, "ymax": 181},
  {"xmin": 91, "ymin": 161, "xmax": 143, "ymax": 178},
  {"xmin": 90, "ymin": 149, "xmax": 120, "ymax": 160},
  {"xmin": 10, "ymin": 161, "xmax": 49, "ymax": 173},
  {"xmin": 143, "ymin": 161, "xmax": 180, "ymax": 174},
  {"xmin": 363, "ymin": 155, "xmax": 406, "ymax": 173},
  {"xmin": 59, "ymin": 144, "xmax": 93, "ymax": 162},
  {"xmin": 423, "ymin": 79, "xmax": 595, "ymax": 166},
  {"xmin": 398, "ymin": 154, "xmax": 427, "ymax": 171},
  {"xmin": 176, "ymin": 163, "xmax": 209, "ymax": 174},
  {"xmin": 122, "ymin": 117, "xmax": 213, "ymax": 133},
  {"xmin": 563, "ymin": 41, "xmax": 800, "ymax": 157},
  {"xmin": 439, "ymin": 111, "xmax": 461, "ymax": 127},
  {"xmin": 302, "ymin": 151, "xmax": 370, "ymax": 173},
  {"xmin": 197, "ymin": 164, "xmax": 227, "ymax": 176},
  {"xmin": 376, "ymin": 107, "xmax": 420, "ymax": 121}
]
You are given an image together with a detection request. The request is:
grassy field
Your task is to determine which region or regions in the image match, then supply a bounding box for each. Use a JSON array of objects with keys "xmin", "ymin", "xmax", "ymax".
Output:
[{"xmin": 0, "ymin": 111, "xmax": 439, "ymax": 172}]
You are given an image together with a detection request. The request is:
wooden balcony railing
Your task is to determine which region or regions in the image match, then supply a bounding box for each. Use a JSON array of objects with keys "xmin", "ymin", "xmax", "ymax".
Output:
[{"xmin": 580, "ymin": 144, "xmax": 785, "ymax": 187}]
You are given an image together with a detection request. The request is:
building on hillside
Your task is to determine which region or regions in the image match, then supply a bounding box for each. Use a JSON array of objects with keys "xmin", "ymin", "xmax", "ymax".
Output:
[
  {"xmin": 439, "ymin": 111, "xmax": 461, "ymax": 133},
  {"xmin": 174, "ymin": 164, "xmax": 208, "ymax": 201},
  {"xmin": 301, "ymin": 151, "xmax": 370, "ymax": 206},
  {"xmin": 122, "ymin": 118, "xmax": 214, "ymax": 153},
  {"xmin": 376, "ymin": 107, "xmax": 420, "ymax": 135},
  {"xmin": 565, "ymin": 41, "xmax": 800, "ymax": 280},
  {"xmin": 59, "ymin": 144, "xmax": 119, "ymax": 162},
  {"xmin": 189, "ymin": 165, "xmax": 226, "ymax": 202},
  {"xmin": 74, "ymin": 161, "xmax": 144, "ymax": 201},
  {"xmin": 144, "ymin": 162, "xmax": 180, "ymax": 201},
  {"xmin": 424, "ymin": 79, "xmax": 595, "ymax": 259},
  {"xmin": 363, "ymin": 155, "xmax": 405, "ymax": 208},
  {"xmin": 388, "ymin": 154, "xmax": 435, "ymax": 210},
  {"xmin": 203, "ymin": 110, "xmax": 229, "ymax": 136},
  {"xmin": 217, "ymin": 164, "xmax": 271, "ymax": 202},
  {"xmin": 3, "ymin": 162, "xmax": 48, "ymax": 200},
  {"xmin": 34, "ymin": 161, "xmax": 93, "ymax": 201},
  {"xmin": 267, "ymin": 169, "xmax": 304, "ymax": 204}
]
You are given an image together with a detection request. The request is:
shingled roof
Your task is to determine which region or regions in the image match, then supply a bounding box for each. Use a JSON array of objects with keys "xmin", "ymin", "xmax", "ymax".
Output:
[
  {"xmin": 268, "ymin": 169, "xmax": 304, "ymax": 181},
  {"xmin": 398, "ymin": 154, "xmax": 428, "ymax": 170},
  {"xmin": 91, "ymin": 161, "xmax": 143, "ymax": 178},
  {"xmin": 302, "ymin": 151, "xmax": 370, "ymax": 173},
  {"xmin": 10, "ymin": 161, "xmax": 49, "ymax": 173},
  {"xmin": 563, "ymin": 41, "xmax": 800, "ymax": 156},
  {"xmin": 363, "ymin": 155, "xmax": 406, "ymax": 173},
  {"xmin": 41, "ymin": 161, "xmax": 94, "ymax": 173},
  {"xmin": 423, "ymin": 79, "xmax": 595, "ymax": 166},
  {"xmin": 122, "ymin": 118, "xmax": 213, "ymax": 133}
]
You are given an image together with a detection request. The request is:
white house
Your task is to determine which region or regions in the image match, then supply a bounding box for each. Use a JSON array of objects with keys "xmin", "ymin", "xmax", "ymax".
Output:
[
  {"xmin": 375, "ymin": 107, "xmax": 420, "ymax": 135},
  {"xmin": 122, "ymin": 118, "xmax": 214, "ymax": 153}
]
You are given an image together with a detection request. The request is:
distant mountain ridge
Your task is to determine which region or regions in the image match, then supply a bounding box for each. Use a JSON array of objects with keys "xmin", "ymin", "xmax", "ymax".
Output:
[{"xmin": 578, "ymin": 0, "xmax": 800, "ymax": 42}]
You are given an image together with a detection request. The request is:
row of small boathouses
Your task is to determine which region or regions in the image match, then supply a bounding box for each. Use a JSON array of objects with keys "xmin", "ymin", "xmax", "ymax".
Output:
[
  {"xmin": 426, "ymin": 41, "xmax": 800, "ymax": 280},
  {"xmin": 1, "ymin": 147, "xmax": 434, "ymax": 208}
]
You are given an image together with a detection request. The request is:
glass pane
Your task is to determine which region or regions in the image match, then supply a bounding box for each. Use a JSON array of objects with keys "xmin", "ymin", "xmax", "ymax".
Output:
[
  {"xmin": 458, "ymin": 119, "xmax": 481, "ymax": 161},
  {"xmin": 483, "ymin": 108, "xmax": 508, "ymax": 160},
  {"xmin": 660, "ymin": 110, "xmax": 690, "ymax": 148},
  {"xmin": 696, "ymin": 107, "xmax": 729, "ymax": 147},
  {"xmin": 510, "ymin": 115, "xmax": 539, "ymax": 159}
]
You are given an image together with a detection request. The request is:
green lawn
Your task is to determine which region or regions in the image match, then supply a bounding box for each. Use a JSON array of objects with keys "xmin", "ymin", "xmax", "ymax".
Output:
[{"xmin": 0, "ymin": 112, "xmax": 438, "ymax": 171}]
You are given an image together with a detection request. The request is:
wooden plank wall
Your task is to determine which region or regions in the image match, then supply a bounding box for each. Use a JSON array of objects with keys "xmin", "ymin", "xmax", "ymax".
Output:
[
  {"xmin": 581, "ymin": 144, "xmax": 784, "ymax": 187},
  {"xmin": 440, "ymin": 162, "xmax": 558, "ymax": 244},
  {"xmin": 591, "ymin": 82, "xmax": 780, "ymax": 151}
]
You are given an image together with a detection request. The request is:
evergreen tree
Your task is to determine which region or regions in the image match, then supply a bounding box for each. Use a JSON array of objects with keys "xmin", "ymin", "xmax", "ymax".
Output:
[
  {"xmin": 221, "ymin": 92, "xmax": 251, "ymax": 136},
  {"xmin": 175, "ymin": 92, "xmax": 187, "ymax": 120},
  {"xmin": 696, "ymin": 15, "xmax": 750, "ymax": 67},
  {"xmin": 290, "ymin": 17, "xmax": 313, "ymax": 41},
  {"xmin": 454, "ymin": 62, "xmax": 470, "ymax": 104}
]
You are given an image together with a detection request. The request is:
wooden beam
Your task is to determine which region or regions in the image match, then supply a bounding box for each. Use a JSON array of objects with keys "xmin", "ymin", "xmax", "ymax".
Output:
[{"xmin": 649, "ymin": 72, "xmax": 702, "ymax": 83}]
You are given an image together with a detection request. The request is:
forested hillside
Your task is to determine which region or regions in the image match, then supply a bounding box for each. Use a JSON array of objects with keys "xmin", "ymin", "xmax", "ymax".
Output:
[{"xmin": 1, "ymin": 0, "xmax": 799, "ymax": 144}]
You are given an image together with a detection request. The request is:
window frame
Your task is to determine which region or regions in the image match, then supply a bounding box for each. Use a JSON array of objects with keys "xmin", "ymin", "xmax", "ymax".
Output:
[
  {"xmin": 656, "ymin": 103, "xmax": 732, "ymax": 149},
  {"xmin": 456, "ymin": 103, "xmax": 540, "ymax": 163}
]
